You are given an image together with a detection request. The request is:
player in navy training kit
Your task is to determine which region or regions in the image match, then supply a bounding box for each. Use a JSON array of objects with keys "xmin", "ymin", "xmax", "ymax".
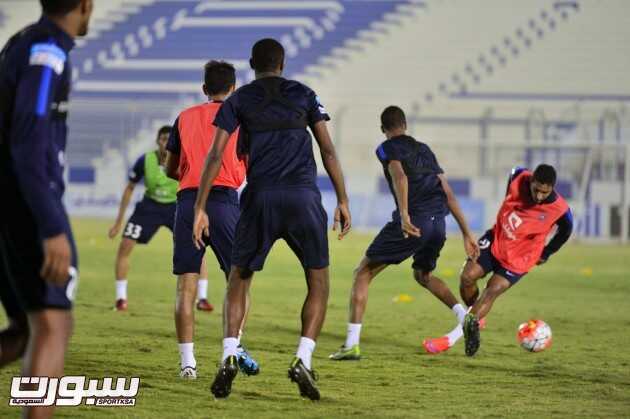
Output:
[
  {"xmin": 193, "ymin": 39, "xmax": 351, "ymax": 400},
  {"xmin": 329, "ymin": 106, "xmax": 480, "ymax": 360},
  {"xmin": 0, "ymin": 1, "xmax": 92, "ymax": 418}
]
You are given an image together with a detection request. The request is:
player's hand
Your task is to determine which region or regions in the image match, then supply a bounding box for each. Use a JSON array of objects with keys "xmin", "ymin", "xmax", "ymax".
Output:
[
  {"xmin": 401, "ymin": 213, "xmax": 421, "ymax": 238},
  {"xmin": 40, "ymin": 233, "xmax": 72, "ymax": 286},
  {"xmin": 193, "ymin": 207, "xmax": 209, "ymax": 250},
  {"xmin": 108, "ymin": 222, "xmax": 121, "ymax": 239},
  {"xmin": 463, "ymin": 233, "xmax": 480, "ymax": 261},
  {"xmin": 333, "ymin": 201, "xmax": 351, "ymax": 240}
]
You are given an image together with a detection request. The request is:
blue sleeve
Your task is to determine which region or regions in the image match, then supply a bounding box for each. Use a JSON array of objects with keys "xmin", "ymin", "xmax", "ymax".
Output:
[
  {"xmin": 166, "ymin": 117, "xmax": 181, "ymax": 155},
  {"xmin": 9, "ymin": 41, "xmax": 67, "ymax": 238},
  {"xmin": 376, "ymin": 141, "xmax": 401, "ymax": 163},
  {"xmin": 506, "ymin": 166, "xmax": 526, "ymax": 195},
  {"xmin": 128, "ymin": 155, "xmax": 145, "ymax": 183},
  {"xmin": 306, "ymin": 88, "xmax": 330, "ymax": 126},
  {"xmin": 541, "ymin": 209, "xmax": 573, "ymax": 260},
  {"xmin": 213, "ymin": 94, "xmax": 239, "ymax": 134}
]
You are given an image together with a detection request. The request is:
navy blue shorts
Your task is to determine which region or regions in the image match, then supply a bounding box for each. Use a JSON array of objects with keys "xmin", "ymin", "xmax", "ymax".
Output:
[
  {"xmin": 123, "ymin": 197, "xmax": 176, "ymax": 244},
  {"xmin": 233, "ymin": 186, "xmax": 329, "ymax": 272},
  {"xmin": 173, "ymin": 187, "xmax": 239, "ymax": 275},
  {"xmin": 472, "ymin": 229, "xmax": 525, "ymax": 285},
  {"xmin": 366, "ymin": 215, "xmax": 446, "ymax": 273},
  {"xmin": 0, "ymin": 196, "xmax": 78, "ymax": 314}
]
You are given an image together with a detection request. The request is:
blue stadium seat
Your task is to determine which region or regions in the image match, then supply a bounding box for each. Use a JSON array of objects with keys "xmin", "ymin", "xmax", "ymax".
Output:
[{"xmin": 66, "ymin": 0, "xmax": 413, "ymax": 166}]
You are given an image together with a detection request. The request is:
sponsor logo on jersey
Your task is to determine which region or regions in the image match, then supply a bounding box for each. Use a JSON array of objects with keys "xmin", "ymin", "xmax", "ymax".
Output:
[{"xmin": 29, "ymin": 43, "xmax": 66, "ymax": 75}]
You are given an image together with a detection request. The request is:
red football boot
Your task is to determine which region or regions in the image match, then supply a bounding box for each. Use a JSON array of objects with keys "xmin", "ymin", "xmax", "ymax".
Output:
[
  {"xmin": 115, "ymin": 299, "xmax": 128, "ymax": 311},
  {"xmin": 196, "ymin": 299, "xmax": 214, "ymax": 312}
]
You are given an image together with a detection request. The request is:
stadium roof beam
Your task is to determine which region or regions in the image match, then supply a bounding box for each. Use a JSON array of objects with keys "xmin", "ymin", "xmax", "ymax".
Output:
[
  {"xmin": 98, "ymin": 58, "xmax": 250, "ymax": 71},
  {"xmin": 195, "ymin": 1, "xmax": 343, "ymax": 13},
  {"xmin": 172, "ymin": 16, "xmax": 319, "ymax": 30},
  {"xmin": 75, "ymin": 81, "xmax": 201, "ymax": 93}
]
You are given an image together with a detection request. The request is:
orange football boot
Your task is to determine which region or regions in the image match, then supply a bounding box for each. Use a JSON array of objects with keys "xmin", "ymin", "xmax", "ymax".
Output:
[{"xmin": 422, "ymin": 336, "xmax": 450, "ymax": 354}]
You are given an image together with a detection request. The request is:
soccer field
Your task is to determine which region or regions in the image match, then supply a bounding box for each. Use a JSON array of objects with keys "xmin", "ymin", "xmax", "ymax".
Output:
[{"xmin": 1, "ymin": 218, "xmax": 629, "ymax": 418}]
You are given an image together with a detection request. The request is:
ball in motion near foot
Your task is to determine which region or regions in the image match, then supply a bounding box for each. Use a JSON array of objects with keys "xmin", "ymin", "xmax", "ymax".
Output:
[{"xmin": 517, "ymin": 319, "xmax": 552, "ymax": 352}]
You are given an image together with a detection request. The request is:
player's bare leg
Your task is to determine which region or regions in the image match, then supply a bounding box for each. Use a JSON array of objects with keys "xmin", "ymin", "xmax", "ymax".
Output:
[
  {"xmin": 423, "ymin": 261, "xmax": 490, "ymax": 354},
  {"xmin": 22, "ymin": 309, "xmax": 73, "ymax": 419},
  {"xmin": 0, "ymin": 315, "xmax": 28, "ymax": 367},
  {"xmin": 300, "ymin": 267, "xmax": 330, "ymax": 339},
  {"xmin": 459, "ymin": 260, "xmax": 485, "ymax": 307},
  {"xmin": 330, "ymin": 257, "xmax": 386, "ymax": 361},
  {"xmin": 349, "ymin": 257, "xmax": 387, "ymax": 323},
  {"xmin": 463, "ymin": 274, "xmax": 511, "ymax": 357},
  {"xmin": 413, "ymin": 270, "xmax": 459, "ymax": 308},
  {"xmin": 114, "ymin": 238, "xmax": 135, "ymax": 311},
  {"xmin": 288, "ymin": 267, "xmax": 330, "ymax": 401},
  {"xmin": 223, "ymin": 267, "xmax": 252, "ymax": 338},
  {"xmin": 212, "ymin": 266, "xmax": 252, "ymax": 398},
  {"xmin": 414, "ymin": 270, "xmax": 468, "ymax": 354},
  {"xmin": 470, "ymin": 274, "xmax": 511, "ymax": 320},
  {"xmin": 196, "ymin": 258, "xmax": 213, "ymax": 311},
  {"xmin": 175, "ymin": 274, "xmax": 198, "ymax": 378},
  {"xmin": 219, "ymin": 268, "xmax": 258, "ymax": 376}
]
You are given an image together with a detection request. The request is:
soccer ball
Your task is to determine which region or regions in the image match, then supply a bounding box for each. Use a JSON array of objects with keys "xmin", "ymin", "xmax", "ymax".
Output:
[{"xmin": 517, "ymin": 319, "xmax": 552, "ymax": 352}]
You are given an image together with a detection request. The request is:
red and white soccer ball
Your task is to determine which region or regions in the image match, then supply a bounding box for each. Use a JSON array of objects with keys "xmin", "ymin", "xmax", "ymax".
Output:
[{"xmin": 517, "ymin": 319, "xmax": 552, "ymax": 352}]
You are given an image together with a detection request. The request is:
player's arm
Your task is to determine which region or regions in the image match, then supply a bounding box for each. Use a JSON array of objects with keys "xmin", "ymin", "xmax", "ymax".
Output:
[
  {"xmin": 192, "ymin": 128, "xmax": 231, "ymax": 249},
  {"xmin": 311, "ymin": 120, "xmax": 351, "ymax": 239},
  {"xmin": 387, "ymin": 160, "xmax": 420, "ymax": 238},
  {"xmin": 109, "ymin": 156, "xmax": 144, "ymax": 238},
  {"xmin": 165, "ymin": 152, "xmax": 179, "ymax": 180},
  {"xmin": 539, "ymin": 209, "xmax": 573, "ymax": 264},
  {"xmin": 438, "ymin": 174, "xmax": 480, "ymax": 260},
  {"xmin": 108, "ymin": 181, "xmax": 136, "ymax": 239},
  {"xmin": 9, "ymin": 42, "xmax": 71, "ymax": 284},
  {"xmin": 165, "ymin": 117, "xmax": 181, "ymax": 180}
]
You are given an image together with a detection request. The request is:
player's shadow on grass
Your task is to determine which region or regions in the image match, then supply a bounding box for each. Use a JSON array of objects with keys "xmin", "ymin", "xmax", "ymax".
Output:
[
  {"xmin": 237, "ymin": 390, "xmax": 323, "ymax": 403},
  {"xmin": 463, "ymin": 362, "xmax": 625, "ymax": 385},
  {"xmin": 262, "ymin": 324, "xmax": 419, "ymax": 351}
]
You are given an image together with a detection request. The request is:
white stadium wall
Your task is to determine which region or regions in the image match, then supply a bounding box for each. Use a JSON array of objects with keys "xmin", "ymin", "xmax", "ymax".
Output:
[{"xmin": 1, "ymin": 0, "xmax": 629, "ymax": 241}]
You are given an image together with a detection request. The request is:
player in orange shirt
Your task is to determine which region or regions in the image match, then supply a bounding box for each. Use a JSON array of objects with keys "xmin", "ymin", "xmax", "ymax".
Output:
[
  {"xmin": 424, "ymin": 165, "xmax": 572, "ymax": 356},
  {"xmin": 165, "ymin": 61, "xmax": 257, "ymax": 378}
]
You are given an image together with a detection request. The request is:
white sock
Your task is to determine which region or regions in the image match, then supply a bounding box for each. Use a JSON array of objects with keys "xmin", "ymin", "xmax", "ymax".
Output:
[
  {"xmin": 236, "ymin": 329, "xmax": 243, "ymax": 347},
  {"xmin": 116, "ymin": 280, "xmax": 127, "ymax": 300},
  {"xmin": 345, "ymin": 323, "xmax": 362, "ymax": 348},
  {"xmin": 197, "ymin": 279, "xmax": 208, "ymax": 300},
  {"xmin": 452, "ymin": 303, "xmax": 467, "ymax": 324},
  {"xmin": 178, "ymin": 342, "xmax": 196, "ymax": 369},
  {"xmin": 446, "ymin": 324, "xmax": 464, "ymax": 347},
  {"xmin": 296, "ymin": 337, "xmax": 316, "ymax": 370},
  {"xmin": 222, "ymin": 337, "xmax": 239, "ymax": 361}
]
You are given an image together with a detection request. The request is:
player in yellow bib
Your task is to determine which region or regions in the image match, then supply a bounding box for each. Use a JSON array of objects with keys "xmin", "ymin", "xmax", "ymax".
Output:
[{"xmin": 108, "ymin": 126, "xmax": 213, "ymax": 312}]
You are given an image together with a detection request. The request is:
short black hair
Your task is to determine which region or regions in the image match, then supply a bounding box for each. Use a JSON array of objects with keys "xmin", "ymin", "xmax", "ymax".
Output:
[
  {"xmin": 533, "ymin": 164, "xmax": 557, "ymax": 186},
  {"xmin": 40, "ymin": 0, "xmax": 82, "ymax": 15},
  {"xmin": 381, "ymin": 106, "xmax": 407, "ymax": 131},
  {"xmin": 250, "ymin": 38, "xmax": 285, "ymax": 73},
  {"xmin": 204, "ymin": 60, "xmax": 236, "ymax": 95},
  {"xmin": 157, "ymin": 125, "xmax": 171, "ymax": 138}
]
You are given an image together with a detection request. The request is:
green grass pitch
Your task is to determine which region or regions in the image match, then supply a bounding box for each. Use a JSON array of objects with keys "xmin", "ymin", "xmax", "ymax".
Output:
[{"xmin": 1, "ymin": 218, "xmax": 629, "ymax": 418}]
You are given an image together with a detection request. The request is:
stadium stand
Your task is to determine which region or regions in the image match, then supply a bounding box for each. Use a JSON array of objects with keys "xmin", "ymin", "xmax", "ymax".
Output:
[{"xmin": 0, "ymin": 0, "xmax": 628, "ymax": 240}]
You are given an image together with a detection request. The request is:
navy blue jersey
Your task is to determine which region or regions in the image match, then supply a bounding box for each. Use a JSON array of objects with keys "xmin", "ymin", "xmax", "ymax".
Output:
[
  {"xmin": 213, "ymin": 76, "xmax": 329, "ymax": 189},
  {"xmin": 166, "ymin": 116, "xmax": 181, "ymax": 155},
  {"xmin": 128, "ymin": 154, "xmax": 145, "ymax": 183},
  {"xmin": 0, "ymin": 16, "xmax": 74, "ymax": 238},
  {"xmin": 376, "ymin": 135, "xmax": 448, "ymax": 218}
]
